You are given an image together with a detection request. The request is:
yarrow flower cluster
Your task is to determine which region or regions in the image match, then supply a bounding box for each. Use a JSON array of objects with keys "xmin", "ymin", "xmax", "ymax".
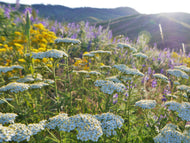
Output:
[
  {"xmin": 88, "ymin": 71, "xmax": 101, "ymax": 76},
  {"xmin": 174, "ymin": 65, "xmax": 190, "ymax": 73},
  {"xmin": 72, "ymin": 70, "xmax": 101, "ymax": 76},
  {"xmin": 29, "ymin": 82, "xmax": 49, "ymax": 89},
  {"xmin": 26, "ymin": 49, "xmax": 68, "ymax": 59},
  {"xmin": 0, "ymin": 112, "xmax": 17, "ymax": 125},
  {"xmin": 117, "ymin": 43, "xmax": 137, "ymax": 52},
  {"xmin": 165, "ymin": 101, "xmax": 190, "ymax": 121},
  {"xmin": 72, "ymin": 70, "xmax": 88, "ymax": 75},
  {"xmin": 164, "ymin": 101, "xmax": 182, "ymax": 112},
  {"xmin": 72, "ymin": 114, "xmax": 103, "ymax": 142},
  {"xmin": 153, "ymin": 73, "xmax": 168, "ymax": 82},
  {"xmin": 100, "ymin": 65, "xmax": 112, "ymax": 69},
  {"xmin": 113, "ymin": 64, "xmax": 144, "ymax": 76},
  {"xmin": 9, "ymin": 123, "xmax": 32, "ymax": 142},
  {"xmin": 94, "ymin": 80, "xmax": 126, "ymax": 94},
  {"xmin": 43, "ymin": 79, "xmax": 55, "ymax": 84},
  {"xmin": 166, "ymin": 69, "xmax": 189, "ymax": 79},
  {"xmin": 27, "ymin": 123, "xmax": 45, "ymax": 135},
  {"xmin": 0, "ymin": 65, "xmax": 23, "ymax": 73},
  {"xmin": 83, "ymin": 53, "xmax": 95, "ymax": 57},
  {"xmin": 45, "ymin": 113, "xmax": 69, "ymax": 130},
  {"xmin": 17, "ymin": 74, "xmax": 43, "ymax": 83},
  {"xmin": 90, "ymin": 50, "xmax": 111, "ymax": 55},
  {"xmin": 106, "ymin": 76, "xmax": 121, "ymax": 83},
  {"xmin": 176, "ymin": 85, "xmax": 190, "ymax": 92},
  {"xmin": 54, "ymin": 37, "xmax": 81, "ymax": 44},
  {"xmin": 154, "ymin": 123, "xmax": 185, "ymax": 143},
  {"xmin": 0, "ymin": 82, "xmax": 30, "ymax": 93},
  {"xmin": 135, "ymin": 100, "xmax": 157, "ymax": 109},
  {"xmin": 133, "ymin": 52, "xmax": 148, "ymax": 58},
  {"xmin": 93, "ymin": 113, "xmax": 124, "ymax": 137},
  {"xmin": 0, "ymin": 124, "xmax": 15, "ymax": 142}
]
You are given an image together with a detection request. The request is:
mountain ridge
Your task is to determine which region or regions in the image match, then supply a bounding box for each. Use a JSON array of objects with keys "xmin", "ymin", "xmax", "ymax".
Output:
[{"xmin": 0, "ymin": 2, "xmax": 139, "ymax": 23}]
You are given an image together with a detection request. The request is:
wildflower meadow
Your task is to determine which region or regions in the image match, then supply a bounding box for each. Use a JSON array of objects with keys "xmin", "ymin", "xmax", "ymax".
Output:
[{"xmin": 0, "ymin": 3, "xmax": 190, "ymax": 143}]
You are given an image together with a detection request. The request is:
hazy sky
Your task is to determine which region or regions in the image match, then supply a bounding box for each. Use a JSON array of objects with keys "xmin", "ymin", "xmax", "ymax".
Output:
[{"xmin": 1, "ymin": 0, "xmax": 189, "ymax": 14}]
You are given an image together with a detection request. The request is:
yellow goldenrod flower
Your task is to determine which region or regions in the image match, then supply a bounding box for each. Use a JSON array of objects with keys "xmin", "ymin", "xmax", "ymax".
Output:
[
  {"xmin": 4, "ymin": 44, "xmax": 8, "ymax": 49},
  {"xmin": 1, "ymin": 36, "xmax": 6, "ymax": 41},
  {"xmin": 34, "ymin": 59, "xmax": 41, "ymax": 63},
  {"xmin": 38, "ymin": 47, "xmax": 46, "ymax": 52},
  {"xmin": 42, "ymin": 58, "xmax": 48, "ymax": 63},
  {"xmin": 18, "ymin": 59, "xmax": 26, "ymax": 63},
  {"xmin": 0, "ymin": 43, "xmax": 3, "ymax": 46},
  {"xmin": 34, "ymin": 23, "xmax": 44, "ymax": 30},
  {"xmin": 0, "ymin": 48, "xmax": 6, "ymax": 52},
  {"xmin": 14, "ymin": 43, "xmax": 23, "ymax": 47},
  {"xmin": 14, "ymin": 31, "xmax": 21, "ymax": 35},
  {"xmin": 31, "ymin": 49, "xmax": 39, "ymax": 52},
  {"xmin": 47, "ymin": 63, "xmax": 53, "ymax": 68},
  {"xmin": 100, "ymin": 63, "xmax": 105, "ymax": 66}
]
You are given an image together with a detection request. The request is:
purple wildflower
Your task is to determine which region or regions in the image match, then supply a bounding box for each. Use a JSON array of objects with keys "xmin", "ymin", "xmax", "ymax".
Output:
[{"xmin": 152, "ymin": 79, "xmax": 157, "ymax": 88}]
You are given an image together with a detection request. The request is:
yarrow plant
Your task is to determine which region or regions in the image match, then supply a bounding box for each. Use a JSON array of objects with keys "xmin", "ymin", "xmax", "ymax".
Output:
[{"xmin": 135, "ymin": 99, "xmax": 157, "ymax": 109}]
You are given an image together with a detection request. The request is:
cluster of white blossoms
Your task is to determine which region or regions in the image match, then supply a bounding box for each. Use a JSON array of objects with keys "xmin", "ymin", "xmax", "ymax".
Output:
[
  {"xmin": 83, "ymin": 53, "xmax": 95, "ymax": 57},
  {"xmin": 166, "ymin": 94, "xmax": 177, "ymax": 99},
  {"xmin": 174, "ymin": 65, "xmax": 190, "ymax": 73},
  {"xmin": 176, "ymin": 85, "xmax": 190, "ymax": 92},
  {"xmin": 94, "ymin": 80, "xmax": 126, "ymax": 94},
  {"xmin": 113, "ymin": 64, "xmax": 128, "ymax": 72},
  {"xmin": 0, "ymin": 124, "xmax": 15, "ymax": 142},
  {"xmin": 26, "ymin": 49, "xmax": 68, "ymax": 59},
  {"xmin": 165, "ymin": 101, "xmax": 190, "ymax": 121},
  {"xmin": 93, "ymin": 113, "xmax": 124, "ymax": 137},
  {"xmin": 135, "ymin": 100, "xmax": 157, "ymax": 109},
  {"xmin": 0, "ymin": 82, "xmax": 30, "ymax": 93},
  {"xmin": 153, "ymin": 73, "xmax": 168, "ymax": 82},
  {"xmin": 0, "ymin": 112, "xmax": 123, "ymax": 142},
  {"xmin": 113, "ymin": 64, "xmax": 144, "ymax": 76},
  {"xmin": 0, "ymin": 112, "xmax": 17, "ymax": 125},
  {"xmin": 27, "ymin": 123, "xmax": 45, "ymax": 135},
  {"xmin": 133, "ymin": 52, "xmax": 148, "ymax": 58},
  {"xmin": 154, "ymin": 123, "xmax": 185, "ymax": 143},
  {"xmin": 0, "ymin": 81, "xmax": 50, "ymax": 93},
  {"xmin": 0, "ymin": 65, "xmax": 23, "ymax": 73},
  {"xmin": 43, "ymin": 79, "xmax": 55, "ymax": 84},
  {"xmin": 72, "ymin": 114, "xmax": 103, "ymax": 142},
  {"xmin": 72, "ymin": 70, "xmax": 101, "ymax": 76},
  {"xmin": 45, "ymin": 113, "xmax": 69, "ymax": 130},
  {"xmin": 29, "ymin": 82, "xmax": 49, "ymax": 89},
  {"xmin": 54, "ymin": 37, "xmax": 81, "ymax": 44},
  {"xmin": 90, "ymin": 50, "xmax": 111, "ymax": 55},
  {"xmin": 117, "ymin": 43, "xmax": 137, "ymax": 52},
  {"xmin": 106, "ymin": 76, "xmax": 121, "ymax": 83},
  {"xmin": 122, "ymin": 67, "xmax": 144, "ymax": 77},
  {"xmin": 8, "ymin": 123, "xmax": 32, "ymax": 142},
  {"xmin": 72, "ymin": 70, "xmax": 88, "ymax": 75},
  {"xmin": 88, "ymin": 71, "xmax": 101, "ymax": 76},
  {"xmin": 17, "ymin": 74, "xmax": 43, "ymax": 83},
  {"xmin": 164, "ymin": 101, "xmax": 182, "ymax": 112},
  {"xmin": 100, "ymin": 65, "xmax": 112, "ymax": 69},
  {"xmin": 174, "ymin": 81, "xmax": 180, "ymax": 85},
  {"xmin": 166, "ymin": 69, "xmax": 189, "ymax": 79}
]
